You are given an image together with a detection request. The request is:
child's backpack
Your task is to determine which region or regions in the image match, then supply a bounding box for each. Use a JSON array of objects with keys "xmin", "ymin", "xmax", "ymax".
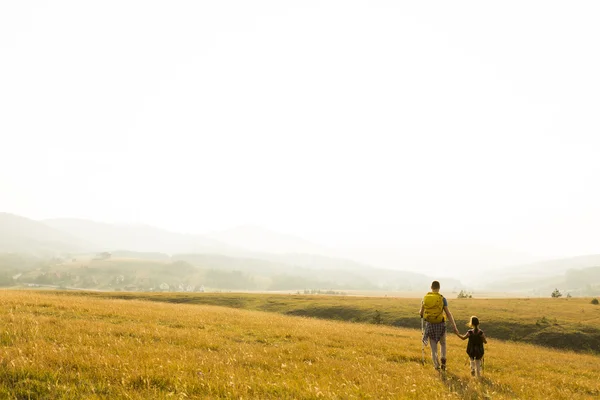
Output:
[
  {"xmin": 466, "ymin": 329, "xmax": 485, "ymax": 360},
  {"xmin": 423, "ymin": 292, "xmax": 445, "ymax": 323}
]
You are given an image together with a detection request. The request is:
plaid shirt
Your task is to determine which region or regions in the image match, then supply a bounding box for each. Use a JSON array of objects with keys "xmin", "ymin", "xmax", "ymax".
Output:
[{"xmin": 422, "ymin": 321, "xmax": 446, "ymax": 345}]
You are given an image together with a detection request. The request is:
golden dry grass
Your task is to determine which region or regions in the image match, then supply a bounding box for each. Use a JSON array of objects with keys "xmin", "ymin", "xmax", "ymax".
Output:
[
  {"xmin": 71, "ymin": 291, "xmax": 600, "ymax": 353},
  {"xmin": 0, "ymin": 290, "xmax": 598, "ymax": 399}
]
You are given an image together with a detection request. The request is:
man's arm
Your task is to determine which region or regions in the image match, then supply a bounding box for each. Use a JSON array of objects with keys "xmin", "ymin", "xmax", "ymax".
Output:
[
  {"xmin": 444, "ymin": 306, "xmax": 458, "ymax": 333},
  {"xmin": 418, "ymin": 303, "xmax": 424, "ymax": 318}
]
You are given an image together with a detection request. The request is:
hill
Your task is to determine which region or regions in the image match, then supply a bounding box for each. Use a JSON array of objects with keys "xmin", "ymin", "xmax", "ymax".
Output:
[
  {"xmin": 1, "ymin": 212, "xmax": 444, "ymax": 291},
  {"xmin": 480, "ymin": 255, "xmax": 600, "ymax": 296},
  {"xmin": 4, "ymin": 252, "xmax": 440, "ymax": 292},
  {"xmin": 270, "ymin": 253, "xmax": 461, "ymax": 290},
  {"xmin": 207, "ymin": 224, "xmax": 331, "ymax": 255},
  {"xmin": 38, "ymin": 217, "xmax": 433, "ymax": 290},
  {"xmin": 486, "ymin": 254, "xmax": 600, "ymax": 281},
  {"xmin": 0, "ymin": 213, "xmax": 86, "ymax": 254},
  {"xmin": 208, "ymin": 227, "xmax": 538, "ymax": 286},
  {"xmin": 43, "ymin": 218, "xmax": 233, "ymax": 254},
  {"xmin": 175, "ymin": 252, "xmax": 443, "ymax": 291}
]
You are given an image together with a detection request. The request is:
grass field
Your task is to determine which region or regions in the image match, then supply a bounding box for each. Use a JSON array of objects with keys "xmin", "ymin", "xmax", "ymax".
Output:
[
  {"xmin": 69, "ymin": 291, "xmax": 600, "ymax": 353},
  {"xmin": 0, "ymin": 290, "xmax": 599, "ymax": 399}
]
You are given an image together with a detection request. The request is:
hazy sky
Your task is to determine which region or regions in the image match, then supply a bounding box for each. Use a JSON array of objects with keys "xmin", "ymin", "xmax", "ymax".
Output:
[{"xmin": 2, "ymin": 1, "xmax": 599, "ymax": 267}]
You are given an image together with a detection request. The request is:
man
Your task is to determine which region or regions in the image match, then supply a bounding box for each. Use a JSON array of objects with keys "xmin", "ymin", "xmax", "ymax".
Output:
[{"xmin": 419, "ymin": 280, "xmax": 458, "ymax": 370}]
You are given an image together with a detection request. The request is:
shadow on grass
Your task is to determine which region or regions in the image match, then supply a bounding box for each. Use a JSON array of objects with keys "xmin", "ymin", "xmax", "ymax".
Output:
[
  {"xmin": 438, "ymin": 371, "xmax": 516, "ymax": 400},
  {"xmin": 285, "ymin": 306, "xmax": 366, "ymax": 321},
  {"xmin": 438, "ymin": 371, "xmax": 477, "ymax": 399},
  {"xmin": 478, "ymin": 376, "xmax": 518, "ymax": 398}
]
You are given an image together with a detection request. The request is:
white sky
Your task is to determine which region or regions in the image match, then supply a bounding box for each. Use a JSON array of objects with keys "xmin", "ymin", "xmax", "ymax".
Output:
[{"xmin": 1, "ymin": 1, "xmax": 599, "ymax": 271}]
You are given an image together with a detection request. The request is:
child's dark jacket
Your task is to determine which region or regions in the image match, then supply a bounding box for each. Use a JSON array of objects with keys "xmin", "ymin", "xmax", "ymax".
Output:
[{"xmin": 466, "ymin": 329, "xmax": 485, "ymax": 360}]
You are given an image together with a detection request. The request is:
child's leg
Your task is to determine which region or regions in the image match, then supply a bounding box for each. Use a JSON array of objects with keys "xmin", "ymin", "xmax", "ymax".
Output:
[
  {"xmin": 469, "ymin": 358, "xmax": 476, "ymax": 376},
  {"xmin": 428, "ymin": 338, "xmax": 439, "ymax": 369},
  {"xmin": 475, "ymin": 359, "xmax": 482, "ymax": 377}
]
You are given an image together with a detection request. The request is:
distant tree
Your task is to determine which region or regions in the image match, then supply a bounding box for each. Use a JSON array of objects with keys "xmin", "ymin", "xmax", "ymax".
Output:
[
  {"xmin": 551, "ymin": 288, "xmax": 563, "ymax": 298},
  {"xmin": 457, "ymin": 290, "xmax": 473, "ymax": 299},
  {"xmin": 95, "ymin": 252, "xmax": 111, "ymax": 260},
  {"xmin": 591, "ymin": 298, "xmax": 599, "ymax": 305}
]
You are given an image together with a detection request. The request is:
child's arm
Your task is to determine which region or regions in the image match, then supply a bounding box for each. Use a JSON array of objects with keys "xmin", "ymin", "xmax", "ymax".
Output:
[
  {"xmin": 455, "ymin": 331, "xmax": 469, "ymax": 340},
  {"xmin": 481, "ymin": 332, "xmax": 488, "ymax": 344}
]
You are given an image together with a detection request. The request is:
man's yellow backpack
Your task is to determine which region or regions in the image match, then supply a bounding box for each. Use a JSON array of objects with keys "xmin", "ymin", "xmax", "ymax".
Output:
[{"xmin": 423, "ymin": 292, "xmax": 445, "ymax": 323}]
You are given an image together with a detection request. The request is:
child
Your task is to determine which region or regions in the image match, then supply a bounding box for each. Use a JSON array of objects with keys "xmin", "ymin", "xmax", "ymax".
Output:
[{"xmin": 455, "ymin": 316, "xmax": 487, "ymax": 377}]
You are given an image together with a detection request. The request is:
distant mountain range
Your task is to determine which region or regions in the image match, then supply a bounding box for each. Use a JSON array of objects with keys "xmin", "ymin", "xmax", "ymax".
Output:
[
  {"xmin": 479, "ymin": 255, "xmax": 600, "ymax": 295},
  {"xmin": 207, "ymin": 224, "xmax": 332, "ymax": 255},
  {"xmin": 0, "ymin": 212, "xmax": 442, "ymax": 291},
  {"xmin": 2, "ymin": 212, "xmax": 600, "ymax": 295},
  {"xmin": 2, "ymin": 213, "xmax": 345, "ymax": 260},
  {"xmin": 43, "ymin": 218, "xmax": 233, "ymax": 254},
  {"xmin": 0, "ymin": 213, "xmax": 87, "ymax": 253}
]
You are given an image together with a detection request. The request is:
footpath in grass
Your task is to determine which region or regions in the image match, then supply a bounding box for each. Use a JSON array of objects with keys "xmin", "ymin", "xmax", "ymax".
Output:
[
  {"xmin": 63, "ymin": 290, "xmax": 600, "ymax": 353},
  {"xmin": 0, "ymin": 290, "xmax": 599, "ymax": 399}
]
